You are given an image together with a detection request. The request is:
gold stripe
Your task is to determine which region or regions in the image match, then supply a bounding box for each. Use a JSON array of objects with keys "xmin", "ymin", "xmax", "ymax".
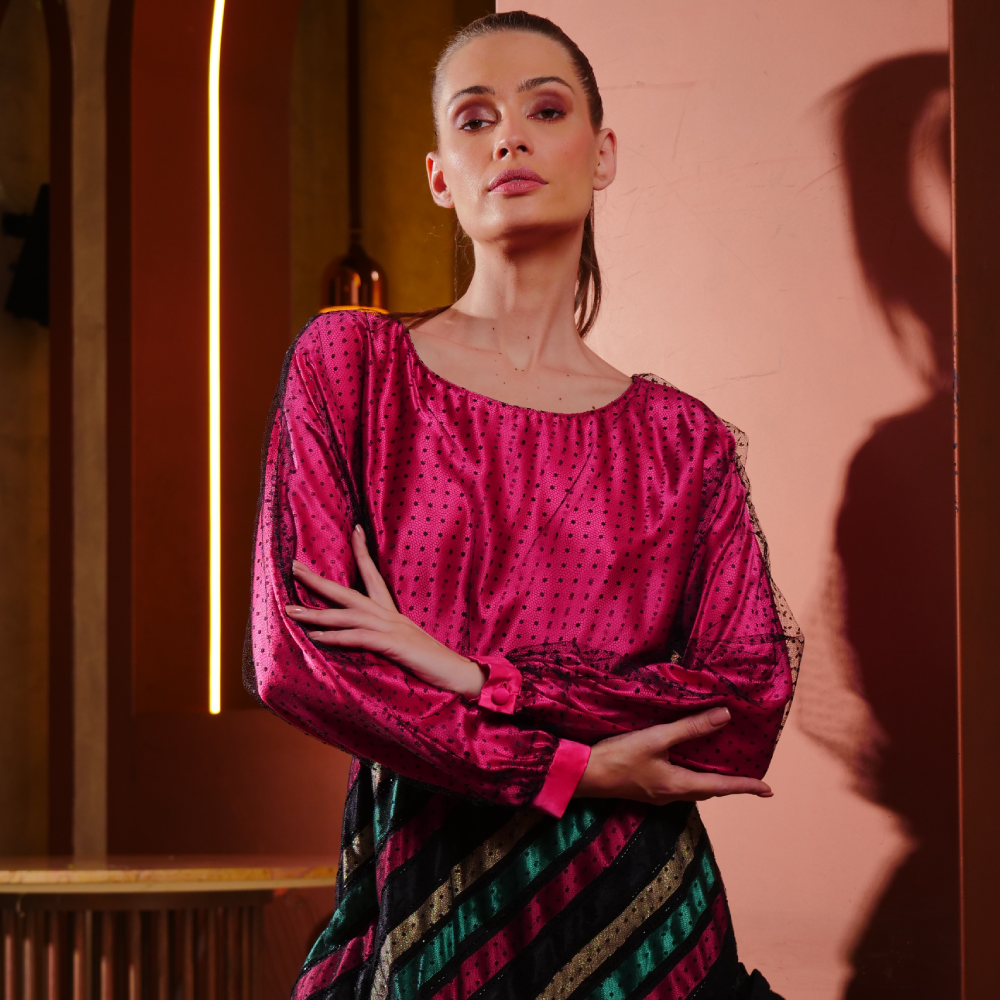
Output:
[
  {"xmin": 319, "ymin": 305, "xmax": 388, "ymax": 315},
  {"xmin": 370, "ymin": 808, "xmax": 543, "ymax": 1000},
  {"xmin": 536, "ymin": 809, "xmax": 705, "ymax": 1000},
  {"xmin": 341, "ymin": 823, "xmax": 375, "ymax": 882}
]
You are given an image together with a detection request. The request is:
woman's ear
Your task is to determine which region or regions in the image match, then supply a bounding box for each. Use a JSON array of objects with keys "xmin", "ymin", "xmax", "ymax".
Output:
[
  {"xmin": 426, "ymin": 152, "xmax": 455, "ymax": 208},
  {"xmin": 593, "ymin": 128, "xmax": 617, "ymax": 192}
]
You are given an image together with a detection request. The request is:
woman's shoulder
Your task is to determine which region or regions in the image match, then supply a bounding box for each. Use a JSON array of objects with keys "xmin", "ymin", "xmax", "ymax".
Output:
[
  {"xmin": 278, "ymin": 308, "xmax": 402, "ymax": 415},
  {"xmin": 633, "ymin": 374, "xmax": 747, "ymax": 510},
  {"xmin": 634, "ymin": 372, "xmax": 739, "ymax": 458},
  {"xmin": 291, "ymin": 307, "xmax": 400, "ymax": 362}
]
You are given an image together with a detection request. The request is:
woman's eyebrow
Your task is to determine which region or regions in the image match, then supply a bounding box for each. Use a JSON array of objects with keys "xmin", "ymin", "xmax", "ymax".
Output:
[
  {"xmin": 517, "ymin": 75, "xmax": 574, "ymax": 92},
  {"xmin": 446, "ymin": 84, "xmax": 495, "ymax": 110}
]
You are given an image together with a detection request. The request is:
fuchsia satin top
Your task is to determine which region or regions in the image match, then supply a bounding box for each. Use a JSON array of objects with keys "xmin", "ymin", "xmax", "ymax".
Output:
[{"xmin": 248, "ymin": 309, "xmax": 800, "ymax": 817}]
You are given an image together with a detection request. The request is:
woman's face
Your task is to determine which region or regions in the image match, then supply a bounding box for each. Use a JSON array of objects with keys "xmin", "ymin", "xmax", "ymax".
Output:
[{"xmin": 428, "ymin": 32, "xmax": 616, "ymax": 250}]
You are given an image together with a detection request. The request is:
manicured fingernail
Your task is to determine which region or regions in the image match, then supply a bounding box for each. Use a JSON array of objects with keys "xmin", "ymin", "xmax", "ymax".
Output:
[
  {"xmin": 285, "ymin": 606, "xmax": 303, "ymax": 614},
  {"xmin": 308, "ymin": 631, "xmax": 322, "ymax": 639},
  {"xmin": 707, "ymin": 707, "xmax": 730, "ymax": 727},
  {"xmin": 354, "ymin": 524, "xmax": 364, "ymax": 536},
  {"xmin": 758, "ymin": 786, "xmax": 773, "ymax": 797},
  {"xmin": 292, "ymin": 560, "xmax": 305, "ymax": 572}
]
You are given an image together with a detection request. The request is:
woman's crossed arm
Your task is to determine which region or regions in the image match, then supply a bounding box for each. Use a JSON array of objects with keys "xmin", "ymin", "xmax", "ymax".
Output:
[{"xmin": 287, "ymin": 526, "xmax": 773, "ymax": 806}]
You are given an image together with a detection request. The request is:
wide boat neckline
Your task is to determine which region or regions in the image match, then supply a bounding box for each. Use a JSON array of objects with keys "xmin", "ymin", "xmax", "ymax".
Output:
[{"xmin": 388, "ymin": 314, "xmax": 642, "ymax": 418}]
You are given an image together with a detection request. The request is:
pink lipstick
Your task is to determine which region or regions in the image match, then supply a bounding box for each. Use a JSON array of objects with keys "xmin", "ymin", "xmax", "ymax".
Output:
[{"xmin": 488, "ymin": 168, "xmax": 547, "ymax": 195}]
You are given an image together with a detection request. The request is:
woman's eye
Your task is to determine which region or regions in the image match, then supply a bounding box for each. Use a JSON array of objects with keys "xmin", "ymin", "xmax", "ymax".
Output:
[
  {"xmin": 532, "ymin": 106, "xmax": 565, "ymax": 121},
  {"xmin": 460, "ymin": 118, "xmax": 490, "ymax": 131}
]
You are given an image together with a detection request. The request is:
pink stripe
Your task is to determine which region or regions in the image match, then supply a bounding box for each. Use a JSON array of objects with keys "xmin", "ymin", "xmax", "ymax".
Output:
[
  {"xmin": 377, "ymin": 793, "xmax": 457, "ymax": 892},
  {"xmin": 347, "ymin": 755, "xmax": 363, "ymax": 788},
  {"xmin": 292, "ymin": 923, "xmax": 375, "ymax": 999},
  {"xmin": 643, "ymin": 892, "xmax": 730, "ymax": 1000},
  {"xmin": 430, "ymin": 807, "xmax": 646, "ymax": 1000},
  {"xmin": 532, "ymin": 740, "xmax": 591, "ymax": 818}
]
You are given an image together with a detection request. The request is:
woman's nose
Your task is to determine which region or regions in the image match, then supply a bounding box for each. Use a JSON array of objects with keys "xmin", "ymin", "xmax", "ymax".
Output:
[{"xmin": 494, "ymin": 135, "xmax": 530, "ymax": 160}]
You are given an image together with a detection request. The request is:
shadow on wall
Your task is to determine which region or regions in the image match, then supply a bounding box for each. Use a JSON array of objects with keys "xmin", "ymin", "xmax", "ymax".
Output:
[{"xmin": 799, "ymin": 53, "xmax": 960, "ymax": 999}]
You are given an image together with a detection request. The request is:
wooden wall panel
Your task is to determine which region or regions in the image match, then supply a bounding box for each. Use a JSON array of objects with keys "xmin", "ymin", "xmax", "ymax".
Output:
[
  {"xmin": 130, "ymin": 0, "xmax": 213, "ymax": 713},
  {"xmin": 219, "ymin": 0, "xmax": 301, "ymax": 710},
  {"xmin": 42, "ymin": 0, "xmax": 75, "ymax": 856},
  {"xmin": 115, "ymin": 0, "xmax": 349, "ymax": 857},
  {"xmin": 953, "ymin": 2, "xmax": 1000, "ymax": 997},
  {"xmin": 106, "ymin": 0, "xmax": 135, "ymax": 854}
]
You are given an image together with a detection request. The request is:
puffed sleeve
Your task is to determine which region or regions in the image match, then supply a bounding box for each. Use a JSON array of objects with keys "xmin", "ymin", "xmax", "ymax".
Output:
[
  {"xmin": 244, "ymin": 312, "xmax": 590, "ymax": 816},
  {"xmin": 466, "ymin": 429, "xmax": 801, "ymax": 780}
]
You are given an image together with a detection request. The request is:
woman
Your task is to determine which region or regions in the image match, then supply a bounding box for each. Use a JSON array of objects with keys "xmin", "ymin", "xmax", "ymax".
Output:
[{"xmin": 247, "ymin": 11, "xmax": 801, "ymax": 1000}]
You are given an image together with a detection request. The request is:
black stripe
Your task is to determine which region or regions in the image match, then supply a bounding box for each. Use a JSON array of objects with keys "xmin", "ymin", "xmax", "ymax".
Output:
[
  {"xmin": 337, "ymin": 768, "xmax": 375, "ymax": 905},
  {"xmin": 409, "ymin": 799, "xmax": 623, "ymax": 1000},
  {"xmin": 469, "ymin": 802, "xmax": 692, "ymax": 1000},
  {"xmin": 374, "ymin": 770, "xmax": 437, "ymax": 850},
  {"xmin": 349, "ymin": 802, "xmax": 524, "ymax": 1000},
  {"xmin": 379, "ymin": 800, "xmax": 517, "ymax": 933},
  {"xmin": 340, "ymin": 761, "xmax": 371, "ymax": 845},
  {"xmin": 619, "ymin": 865, "xmax": 727, "ymax": 1000},
  {"xmin": 302, "ymin": 865, "xmax": 379, "ymax": 974},
  {"xmin": 565, "ymin": 834, "xmax": 718, "ymax": 1000},
  {"xmin": 341, "ymin": 768, "xmax": 442, "ymax": 901},
  {"xmin": 301, "ymin": 957, "xmax": 366, "ymax": 1000},
  {"xmin": 686, "ymin": 919, "xmax": 739, "ymax": 1000}
]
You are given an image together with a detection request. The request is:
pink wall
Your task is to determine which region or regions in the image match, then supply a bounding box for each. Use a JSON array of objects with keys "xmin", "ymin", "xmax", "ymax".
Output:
[{"xmin": 501, "ymin": 3, "xmax": 953, "ymax": 998}]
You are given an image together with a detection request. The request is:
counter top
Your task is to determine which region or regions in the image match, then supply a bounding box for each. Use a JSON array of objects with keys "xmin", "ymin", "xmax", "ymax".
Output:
[{"xmin": 0, "ymin": 856, "xmax": 340, "ymax": 894}]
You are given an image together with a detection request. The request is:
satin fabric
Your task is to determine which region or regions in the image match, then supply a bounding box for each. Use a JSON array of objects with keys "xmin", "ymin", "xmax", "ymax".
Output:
[{"xmin": 247, "ymin": 309, "xmax": 798, "ymax": 806}]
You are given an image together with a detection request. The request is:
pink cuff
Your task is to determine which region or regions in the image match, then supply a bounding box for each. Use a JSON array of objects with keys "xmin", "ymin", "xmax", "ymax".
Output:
[
  {"xmin": 469, "ymin": 654, "xmax": 523, "ymax": 716},
  {"xmin": 531, "ymin": 740, "xmax": 591, "ymax": 818}
]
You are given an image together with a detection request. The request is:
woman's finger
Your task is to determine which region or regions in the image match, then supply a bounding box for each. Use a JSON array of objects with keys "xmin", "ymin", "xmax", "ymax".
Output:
[
  {"xmin": 600, "ymin": 709, "xmax": 731, "ymax": 759},
  {"xmin": 307, "ymin": 627, "xmax": 395, "ymax": 652},
  {"xmin": 292, "ymin": 561, "xmax": 379, "ymax": 611},
  {"xmin": 655, "ymin": 707, "xmax": 732, "ymax": 750},
  {"xmin": 351, "ymin": 526, "xmax": 397, "ymax": 611},
  {"xmin": 286, "ymin": 605, "xmax": 388, "ymax": 632},
  {"xmin": 670, "ymin": 768, "xmax": 772, "ymax": 800}
]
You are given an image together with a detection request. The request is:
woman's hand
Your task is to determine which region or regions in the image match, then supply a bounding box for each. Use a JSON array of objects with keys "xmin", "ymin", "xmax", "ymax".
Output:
[
  {"xmin": 286, "ymin": 526, "xmax": 486, "ymax": 698},
  {"xmin": 576, "ymin": 707, "xmax": 773, "ymax": 804}
]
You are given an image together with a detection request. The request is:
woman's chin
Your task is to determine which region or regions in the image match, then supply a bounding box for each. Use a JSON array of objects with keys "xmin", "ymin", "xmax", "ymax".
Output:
[{"xmin": 467, "ymin": 211, "xmax": 588, "ymax": 251}]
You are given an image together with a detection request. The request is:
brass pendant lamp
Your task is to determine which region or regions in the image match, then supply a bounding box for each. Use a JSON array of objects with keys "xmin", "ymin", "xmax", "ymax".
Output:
[{"xmin": 323, "ymin": 0, "xmax": 387, "ymax": 308}]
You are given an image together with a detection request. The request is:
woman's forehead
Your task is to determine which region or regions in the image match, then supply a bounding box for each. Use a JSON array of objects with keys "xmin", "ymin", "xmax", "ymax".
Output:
[{"xmin": 439, "ymin": 32, "xmax": 579, "ymax": 101}]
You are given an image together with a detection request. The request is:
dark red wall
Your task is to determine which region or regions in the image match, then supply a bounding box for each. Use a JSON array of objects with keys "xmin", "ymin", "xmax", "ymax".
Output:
[{"xmin": 108, "ymin": 0, "xmax": 350, "ymax": 856}]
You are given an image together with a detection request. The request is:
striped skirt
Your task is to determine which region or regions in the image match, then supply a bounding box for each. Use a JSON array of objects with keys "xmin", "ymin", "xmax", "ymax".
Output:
[{"xmin": 294, "ymin": 760, "xmax": 781, "ymax": 1000}]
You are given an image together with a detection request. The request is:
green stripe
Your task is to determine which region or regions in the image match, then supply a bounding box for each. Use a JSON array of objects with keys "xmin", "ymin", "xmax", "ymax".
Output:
[
  {"xmin": 583, "ymin": 846, "xmax": 717, "ymax": 1000},
  {"xmin": 374, "ymin": 771, "xmax": 402, "ymax": 847},
  {"xmin": 303, "ymin": 867, "xmax": 378, "ymax": 968},
  {"xmin": 393, "ymin": 804, "xmax": 602, "ymax": 999}
]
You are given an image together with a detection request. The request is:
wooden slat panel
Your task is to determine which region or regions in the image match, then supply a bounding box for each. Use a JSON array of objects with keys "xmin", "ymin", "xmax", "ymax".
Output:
[
  {"xmin": 155, "ymin": 913, "xmax": 167, "ymax": 1000},
  {"xmin": 45, "ymin": 914, "xmax": 58, "ymax": 1000},
  {"xmin": 181, "ymin": 912, "xmax": 193, "ymax": 1000},
  {"xmin": 224, "ymin": 909, "xmax": 237, "ymax": 1000},
  {"xmin": 238, "ymin": 911, "xmax": 249, "ymax": 1000},
  {"xmin": 0, "ymin": 899, "xmax": 275, "ymax": 1000},
  {"xmin": 21, "ymin": 913, "xmax": 34, "ymax": 1000},
  {"xmin": 127, "ymin": 913, "xmax": 140, "ymax": 1000},
  {"xmin": 98, "ymin": 915, "xmax": 112, "ymax": 1000},
  {"xmin": 76, "ymin": 912, "xmax": 94, "ymax": 1000},
  {"xmin": 206, "ymin": 909, "xmax": 217, "ymax": 1000},
  {"xmin": 3, "ymin": 910, "xmax": 16, "ymax": 1000}
]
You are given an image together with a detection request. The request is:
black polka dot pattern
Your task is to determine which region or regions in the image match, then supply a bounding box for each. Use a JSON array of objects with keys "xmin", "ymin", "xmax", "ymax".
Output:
[{"xmin": 246, "ymin": 310, "xmax": 801, "ymax": 801}]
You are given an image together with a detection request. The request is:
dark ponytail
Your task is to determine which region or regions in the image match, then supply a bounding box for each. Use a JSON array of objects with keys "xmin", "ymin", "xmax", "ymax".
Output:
[{"xmin": 433, "ymin": 11, "xmax": 605, "ymax": 337}]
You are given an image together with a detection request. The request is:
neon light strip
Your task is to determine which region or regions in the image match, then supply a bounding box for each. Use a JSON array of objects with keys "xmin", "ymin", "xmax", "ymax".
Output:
[{"xmin": 208, "ymin": 0, "xmax": 226, "ymax": 714}]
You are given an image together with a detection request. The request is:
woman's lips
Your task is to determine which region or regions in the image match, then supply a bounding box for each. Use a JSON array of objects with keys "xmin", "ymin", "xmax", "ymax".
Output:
[{"xmin": 488, "ymin": 168, "xmax": 547, "ymax": 195}]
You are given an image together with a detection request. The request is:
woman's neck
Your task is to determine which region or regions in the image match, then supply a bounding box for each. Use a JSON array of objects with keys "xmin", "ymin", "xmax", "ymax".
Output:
[
  {"xmin": 452, "ymin": 226, "xmax": 583, "ymax": 369},
  {"xmin": 408, "ymin": 222, "xmax": 629, "ymax": 413}
]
